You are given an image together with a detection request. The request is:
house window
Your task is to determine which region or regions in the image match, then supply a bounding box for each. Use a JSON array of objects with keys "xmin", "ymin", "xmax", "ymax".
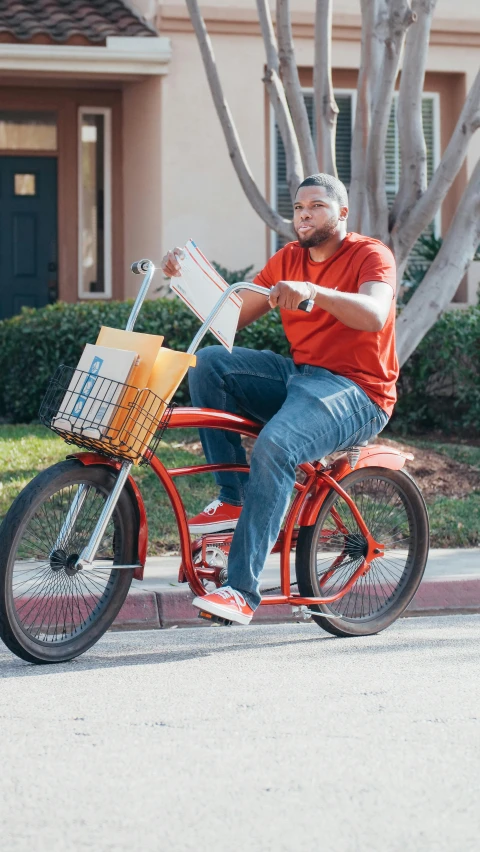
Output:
[
  {"xmin": 0, "ymin": 111, "xmax": 57, "ymax": 151},
  {"xmin": 274, "ymin": 91, "xmax": 439, "ymax": 251},
  {"xmin": 78, "ymin": 107, "xmax": 112, "ymax": 298},
  {"xmin": 14, "ymin": 174, "xmax": 36, "ymax": 196}
]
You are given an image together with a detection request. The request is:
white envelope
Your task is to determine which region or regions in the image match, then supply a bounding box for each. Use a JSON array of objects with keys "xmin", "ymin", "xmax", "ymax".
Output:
[
  {"xmin": 170, "ymin": 240, "xmax": 243, "ymax": 352},
  {"xmin": 53, "ymin": 344, "xmax": 138, "ymax": 436}
]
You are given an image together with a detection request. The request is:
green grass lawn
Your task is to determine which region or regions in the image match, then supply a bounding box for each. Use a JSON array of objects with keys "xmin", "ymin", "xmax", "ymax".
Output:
[
  {"xmin": 397, "ymin": 437, "xmax": 480, "ymax": 548},
  {"xmin": 0, "ymin": 424, "xmax": 217, "ymax": 554},
  {"xmin": 0, "ymin": 424, "xmax": 478, "ymax": 552},
  {"xmin": 426, "ymin": 494, "xmax": 480, "ymax": 548}
]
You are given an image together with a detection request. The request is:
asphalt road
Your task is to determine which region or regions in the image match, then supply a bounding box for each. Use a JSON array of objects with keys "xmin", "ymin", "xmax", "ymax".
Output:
[{"xmin": 1, "ymin": 616, "xmax": 479, "ymax": 852}]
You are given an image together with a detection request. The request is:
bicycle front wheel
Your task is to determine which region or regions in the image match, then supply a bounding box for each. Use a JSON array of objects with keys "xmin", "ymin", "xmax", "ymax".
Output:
[
  {"xmin": 295, "ymin": 467, "xmax": 429, "ymax": 637},
  {"xmin": 0, "ymin": 460, "xmax": 136, "ymax": 664}
]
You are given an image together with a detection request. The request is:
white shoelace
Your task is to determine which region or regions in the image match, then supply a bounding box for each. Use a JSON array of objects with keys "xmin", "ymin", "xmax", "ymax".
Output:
[
  {"xmin": 215, "ymin": 586, "xmax": 247, "ymax": 609},
  {"xmin": 203, "ymin": 499, "xmax": 224, "ymax": 516}
]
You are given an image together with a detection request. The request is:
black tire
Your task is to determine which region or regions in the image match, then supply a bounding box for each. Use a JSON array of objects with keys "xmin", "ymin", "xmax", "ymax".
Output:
[
  {"xmin": 0, "ymin": 460, "xmax": 136, "ymax": 664},
  {"xmin": 295, "ymin": 467, "xmax": 429, "ymax": 637}
]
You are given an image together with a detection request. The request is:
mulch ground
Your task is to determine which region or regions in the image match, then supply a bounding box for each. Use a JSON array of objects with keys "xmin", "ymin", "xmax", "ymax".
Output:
[{"xmin": 374, "ymin": 437, "xmax": 480, "ymax": 501}]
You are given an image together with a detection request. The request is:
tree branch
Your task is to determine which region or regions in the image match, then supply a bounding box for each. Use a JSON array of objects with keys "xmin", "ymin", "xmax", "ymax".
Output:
[
  {"xmin": 185, "ymin": 0, "xmax": 294, "ymax": 240},
  {"xmin": 256, "ymin": 0, "xmax": 304, "ymax": 200},
  {"xmin": 394, "ymin": 66, "xmax": 480, "ymax": 265},
  {"xmin": 396, "ymin": 157, "xmax": 480, "ymax": 365},
  {"xmin": 390, "ymin": 0, "xmax": 437, "ymax": 232},
  {"xmin": 313, "ymin": 0, "xmax": 338, "ymax": 176},
  {"xmin": 276, "ymin": 0, "xmax": 318, "ymax": 176},
  {"xmin": 349, "ymin": 0, "xmax": 382, "ymax": 232},
  {"xmin": 365, "ymin": 0, "xmax": 416, "ymax": 243}
]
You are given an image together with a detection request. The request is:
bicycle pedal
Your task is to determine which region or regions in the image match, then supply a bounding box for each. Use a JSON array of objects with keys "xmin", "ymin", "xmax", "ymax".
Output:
[{"xmin": 197, "ymin": 610, "xmax": 232, "ymax": 626}]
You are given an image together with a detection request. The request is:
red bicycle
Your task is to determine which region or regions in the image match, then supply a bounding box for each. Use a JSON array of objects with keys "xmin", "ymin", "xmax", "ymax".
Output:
[{"xmin": 0, "ymin": 260, "xmax": 429, "ymax": 664}]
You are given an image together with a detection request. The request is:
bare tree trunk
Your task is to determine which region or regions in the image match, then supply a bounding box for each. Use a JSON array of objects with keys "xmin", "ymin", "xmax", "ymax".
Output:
[
  {"xmin": 390, "ymin": 0, "xmax": 436, "ymax": 234},
  {"xmin": 396, "ymin": 158, "xmax": 480, "ymax": 364},
  {"xmin": 313, "ymin": 0, "xmax": 338, "ymax": 176},
  {"xmin": 394, "ymin": 67, "xmax": 480, "ymax": 266},
  {"xmin": 256, "ymin": 0, "xmax": 304, "ymax": 200},
  {"xmin": 276, "ymin": 0, "xmax": 318, "ymax": 176},
  {"xmin": 365, "ymin": 0, "xmax": 416, "ymax": 243},
  {"xmin": 349, "ymin": 0, "xmax": 382, "ymax": 232},
  {"xmin": 185, "ymin": 0, "xmax": 294, "ymax": 240}
]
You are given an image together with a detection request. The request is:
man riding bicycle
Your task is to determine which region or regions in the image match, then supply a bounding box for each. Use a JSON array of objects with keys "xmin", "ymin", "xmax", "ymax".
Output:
[{"xmin": 161, "ymin": 173, "xmax": 398, "ymax": 625}]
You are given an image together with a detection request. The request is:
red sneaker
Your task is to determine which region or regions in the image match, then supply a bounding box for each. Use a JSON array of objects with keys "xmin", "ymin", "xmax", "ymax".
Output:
[
  {"xmin": 192, "ymin": 586, "xmax": 254, "ymax": 625},
  {"xmin": 188, "ymin": 499, "xmax": 242, "ymax": 535}
]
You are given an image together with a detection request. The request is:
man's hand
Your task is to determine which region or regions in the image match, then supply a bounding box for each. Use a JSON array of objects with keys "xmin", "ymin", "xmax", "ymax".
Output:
[
  {"xmin": 268, "ymin": 280, "xmax": 312, "ymax": 311},
  {"xmin": 161, "ymin": 247, "xmax": 185, "ymax": 278}
]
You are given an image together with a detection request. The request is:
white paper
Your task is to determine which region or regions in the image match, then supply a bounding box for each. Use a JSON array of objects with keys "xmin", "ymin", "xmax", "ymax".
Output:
[
  {"xmin": 53, "ymin": 344, "xmax": 138, "ymax": 436},
  {"xmin": 170, "ymin": 240, "xmax": 243, "ymax": 352}
]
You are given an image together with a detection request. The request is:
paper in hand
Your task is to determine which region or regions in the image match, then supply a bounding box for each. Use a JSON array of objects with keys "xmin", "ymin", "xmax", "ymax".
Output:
[{"xmin": 169, "ymin": 240, "xmax": 243, "ymax": 352}]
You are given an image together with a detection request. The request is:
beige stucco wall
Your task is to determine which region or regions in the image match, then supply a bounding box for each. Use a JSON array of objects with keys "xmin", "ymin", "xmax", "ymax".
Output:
[
  {"xmin": 123, "ymin": 75, "xmax": 164, "ymax": 298},
  {"xmin": 160, "ymin": 29, "xmax": 270, "ymax": 275}
]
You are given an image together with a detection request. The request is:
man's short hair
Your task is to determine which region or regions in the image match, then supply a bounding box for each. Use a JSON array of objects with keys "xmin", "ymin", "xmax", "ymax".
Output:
[{"xmin": 297, "ymin": 173, "xmax": 348, "ymax": 208}]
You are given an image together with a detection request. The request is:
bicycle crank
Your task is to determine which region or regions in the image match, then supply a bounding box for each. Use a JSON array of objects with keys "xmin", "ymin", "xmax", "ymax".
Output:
[{"xmin": 197, "ymin": 610, "xmax": 233, "ymax": 626}]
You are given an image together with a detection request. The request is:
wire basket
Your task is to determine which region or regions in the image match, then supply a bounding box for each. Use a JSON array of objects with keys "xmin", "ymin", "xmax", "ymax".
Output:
[{"xmin": 39, "ymin": 364, "xmax": 174, "ymax": 465}]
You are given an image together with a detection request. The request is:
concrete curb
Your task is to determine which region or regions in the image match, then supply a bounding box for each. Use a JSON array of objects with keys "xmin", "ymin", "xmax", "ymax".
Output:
[
  {"xmin": 111, "ymin": 577, "xmax": 480, "ymax": 631},
  {"xmin": 113, "ymin": 588, "xmax": 160, "ymax": 631},
  {"xmin": 403, "ymin": 577, "xmax": 480, "ymax": 618}
]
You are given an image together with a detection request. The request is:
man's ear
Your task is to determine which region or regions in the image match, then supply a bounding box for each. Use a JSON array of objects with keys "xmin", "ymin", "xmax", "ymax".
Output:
[{"xmin": 339, "ymin": 205, "xmax": 349, "ymax": 221}]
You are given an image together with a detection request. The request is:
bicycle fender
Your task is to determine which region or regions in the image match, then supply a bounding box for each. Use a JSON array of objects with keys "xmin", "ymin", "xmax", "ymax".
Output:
[
  {"xmin": 66, "ymin": 452, "xmax": 148, "ymax": 580},
  {"xmin": 298, "ymin": 443, "xmax": 414, "ymax": 527}
]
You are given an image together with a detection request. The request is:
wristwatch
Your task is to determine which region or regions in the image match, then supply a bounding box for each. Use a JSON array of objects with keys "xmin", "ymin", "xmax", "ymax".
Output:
[{"xmin": 304, "ymin": 281, "xmax": 316, "ymax": 312}]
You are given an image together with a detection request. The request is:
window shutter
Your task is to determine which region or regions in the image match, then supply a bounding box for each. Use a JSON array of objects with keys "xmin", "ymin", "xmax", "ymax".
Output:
[
  {"xmin": 275, "ymin": 92, "xmax": 353, "ymax": 248},
  {"xmin": 422, "ymin": 97, "xmax": 435, "ymax": 184},
  {"xmin": 334, "ymin": 95, "xmax": 352, "ymax": 186},
  {"xmin": 275, "ymin": 128, "xmax": 291, "ymax": 223},
  {"xmin": 273, "ymin": 92, "xmax": 437, "ymax": 252},
  {"xmin": 385, "ymin": 99, "xmax": 398, "ymax": 209}
]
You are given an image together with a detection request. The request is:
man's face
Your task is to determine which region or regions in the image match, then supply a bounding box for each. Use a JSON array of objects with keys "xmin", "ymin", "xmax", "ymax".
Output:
[{"xmin": 293, "ymin": 186, "xmax": 348, "ymax": 248}]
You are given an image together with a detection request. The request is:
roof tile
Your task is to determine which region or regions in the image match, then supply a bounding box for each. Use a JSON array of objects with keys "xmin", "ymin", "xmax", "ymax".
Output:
[{"xmin": 0, "ymin": 0, "xmax": 157, "ymax": 44}]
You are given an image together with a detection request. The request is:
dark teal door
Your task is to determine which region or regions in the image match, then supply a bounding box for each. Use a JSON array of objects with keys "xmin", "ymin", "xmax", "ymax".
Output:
[{"xmin": 0, "ymin": 156, "xmax": 57, "ymax": 319}]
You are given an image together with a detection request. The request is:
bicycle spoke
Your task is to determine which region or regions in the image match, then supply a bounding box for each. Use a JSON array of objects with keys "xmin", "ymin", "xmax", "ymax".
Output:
[
  {"xmin": 10, "ymin": 479, "xmax": 123, "ymax": 644},
  {"xmin": 313, "ymin": 474, "xmax": 416, "ymax": 621}
]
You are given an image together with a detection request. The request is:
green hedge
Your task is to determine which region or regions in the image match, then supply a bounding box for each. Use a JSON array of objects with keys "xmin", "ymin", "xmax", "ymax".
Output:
[
  {"xmin": 390, "ymin": 306, "xmax": 480, "ymax": 436},
  {"xmin": 0, "ymin": 299, "xmax": 289, "ymax": 422},
  {"xmin": 0, "ymin": 298, "xmax": 478, "ymax": 435}
]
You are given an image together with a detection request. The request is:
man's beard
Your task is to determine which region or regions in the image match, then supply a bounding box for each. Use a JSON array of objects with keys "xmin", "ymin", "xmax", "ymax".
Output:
[{"xmin": 295, "ymin": 215, "xmax": 339, "ymax": 248}]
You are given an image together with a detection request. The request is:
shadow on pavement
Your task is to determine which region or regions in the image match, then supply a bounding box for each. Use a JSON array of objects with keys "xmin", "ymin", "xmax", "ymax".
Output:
[{"xmin": 1, "ymin": 615, "xmax": 479, "ymax": 678}]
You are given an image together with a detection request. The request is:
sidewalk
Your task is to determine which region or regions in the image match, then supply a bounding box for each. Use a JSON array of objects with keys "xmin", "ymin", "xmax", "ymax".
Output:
[{"xmin": 113, "ymin": 548, "xmax": 480, "ymax": 631}]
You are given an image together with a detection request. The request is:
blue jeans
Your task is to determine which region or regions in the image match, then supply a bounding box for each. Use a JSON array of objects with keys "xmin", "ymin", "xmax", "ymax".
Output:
[{"xmin": 188, "ymin": 346, "xmax": 389, "ymax": 610}]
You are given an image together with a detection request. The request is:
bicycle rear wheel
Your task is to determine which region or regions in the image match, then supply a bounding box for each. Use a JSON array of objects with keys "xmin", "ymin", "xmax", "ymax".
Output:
[
  {"xmin": 0, "ymin": 460, "xmax": 136, "ymax": 664},
  {"xmin": 295, "ymin": 467, "xmax": 429, "ymax": 637}
]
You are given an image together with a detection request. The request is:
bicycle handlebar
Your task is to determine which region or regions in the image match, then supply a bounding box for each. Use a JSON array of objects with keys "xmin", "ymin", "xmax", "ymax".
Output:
[{"xmin": 127, "ymin": 260, "xmax": 314, "ymax": 356}]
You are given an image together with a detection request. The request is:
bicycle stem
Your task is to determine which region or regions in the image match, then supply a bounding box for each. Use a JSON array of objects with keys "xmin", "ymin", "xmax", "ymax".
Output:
[{"xmin": 186, "ymin": 281, "xmax": 277, "ymax": 355}]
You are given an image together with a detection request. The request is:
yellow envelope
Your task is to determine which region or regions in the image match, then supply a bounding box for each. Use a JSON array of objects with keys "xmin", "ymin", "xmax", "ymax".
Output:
[
  {"xmin": 117, "ymin": 348, "xmax": 196, "ymax": 462},
  {"xmin": 95, "ymin": 327, "xmax": 164, "ymax": 389},
  {"xmin": 147, "ymin": 347, "xmax": 197, "ymax": 403},
  {"xmin": 96, "ymin": 327, "xmax": 165, "ymax": 446}
]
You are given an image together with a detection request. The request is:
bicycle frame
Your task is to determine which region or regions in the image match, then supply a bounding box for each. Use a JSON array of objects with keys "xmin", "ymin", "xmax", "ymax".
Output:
[
  {"xmin": 71, "ymin": 258, "xmax": 413, "ymax": 607},
  {"xmin": 70, "ymin": 410, "xmax": 412, "ymax": 606}
]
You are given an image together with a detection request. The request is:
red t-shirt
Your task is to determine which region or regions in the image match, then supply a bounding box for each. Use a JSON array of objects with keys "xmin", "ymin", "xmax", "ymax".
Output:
[{"xmin": 254, "ymin": 232, "xmax": 399, "ymax": 416}]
